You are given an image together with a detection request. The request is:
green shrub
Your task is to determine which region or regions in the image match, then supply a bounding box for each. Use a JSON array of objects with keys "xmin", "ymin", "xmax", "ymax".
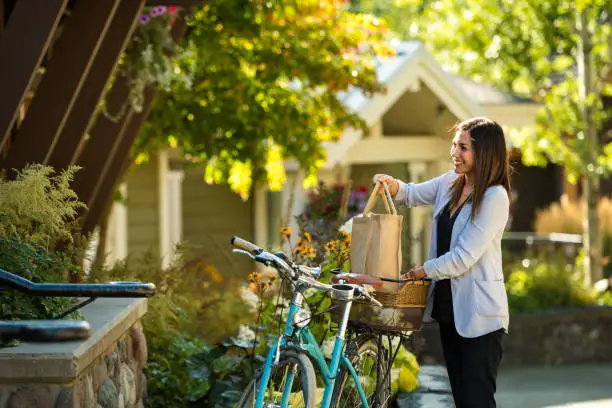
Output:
[
  {"xmin": 0, "ymin": 164, "xmax": 84, "ymax": 248},
  {"xmin": 0, "ymin": 165, "xmax": 87, "ymax": 324},
  {"xmin": 505, "ymin": 258, "xmax": 596, "ymax": 314},
  {"xmin": 89, "ymin": 248, "xmax": 254, "ymax": 408},
  {"xmin": 0, "ymin": 236, "xmax": 81, "ymax": 320}
]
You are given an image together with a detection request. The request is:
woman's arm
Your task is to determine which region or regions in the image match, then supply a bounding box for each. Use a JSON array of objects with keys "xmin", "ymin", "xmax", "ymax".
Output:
[
  {"xmin": 394, "ymin": 176, "xmax": 440, "ymax": 207},
  {"xmin": 422, "ymin": 186, "xmax": 509, "ymax": 280},
  {"xmin": 375, "ymin": 171, "xmax": 453, "ymax": 208}
]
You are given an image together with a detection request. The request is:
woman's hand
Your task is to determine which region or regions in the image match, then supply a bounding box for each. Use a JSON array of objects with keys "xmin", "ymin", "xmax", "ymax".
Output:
[
  {"xmin": 400, "ymin": 266, "xmax": 426, "ymax": 280},
  {"xmin": 372, "ymin": 174, "xmax": 399, "ymax": 197}
]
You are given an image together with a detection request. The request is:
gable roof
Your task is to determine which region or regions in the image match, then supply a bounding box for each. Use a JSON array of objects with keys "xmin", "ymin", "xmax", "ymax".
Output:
[
  {"xmin": 452, "ymin": 74, "xmax": 534, "ymax": 105},
  {"xmin": 322, "ymin": 41, "xmax": 481, "ymax": 168}
]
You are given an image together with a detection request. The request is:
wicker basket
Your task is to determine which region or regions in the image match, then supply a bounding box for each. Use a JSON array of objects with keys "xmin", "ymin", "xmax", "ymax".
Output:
[
  {"xmin": 374, "ymin": 279, "xmax": 431, "ymax": 308},
  {"xmin": 330, "ymin": 279, "xmax": 431, "ymax": 333}
]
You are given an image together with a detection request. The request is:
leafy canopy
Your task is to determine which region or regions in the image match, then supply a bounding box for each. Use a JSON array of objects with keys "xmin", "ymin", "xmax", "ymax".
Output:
[
  {"xmin": 352, "ymin": 0, "xmax": 612, "ymax": 182},
  {"xmin": 139, "ymin": 1, "xmax": 393, "ymax": 198}
]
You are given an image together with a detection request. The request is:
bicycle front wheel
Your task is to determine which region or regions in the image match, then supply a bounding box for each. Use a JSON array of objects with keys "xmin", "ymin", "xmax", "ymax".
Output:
[
  {"xmin": 236, "ymin": 348, "xmax": 317, "ymax": 408},
  {"xmin": 331, "ymin": 335, "xmax": 391, "ymax": 408}
]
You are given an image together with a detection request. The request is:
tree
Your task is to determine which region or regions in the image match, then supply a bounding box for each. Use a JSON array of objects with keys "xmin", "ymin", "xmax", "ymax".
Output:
[
  {"xmin": 352, "ymin": 0, "xmax": 612, "ymax": 284},
  {"xmin": 135, "ymin": 1, "xmax": 393, "ymax": 199}
]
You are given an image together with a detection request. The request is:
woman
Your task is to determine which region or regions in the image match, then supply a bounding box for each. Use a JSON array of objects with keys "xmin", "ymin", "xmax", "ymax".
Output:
[{"xmin": 374, "ymin": 117, "xmax": 510, "ymax": 408}]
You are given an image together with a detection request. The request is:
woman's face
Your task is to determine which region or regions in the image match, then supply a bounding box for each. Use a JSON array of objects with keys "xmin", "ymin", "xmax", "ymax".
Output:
[{"xmin": 450, "ymin": 131, "xmax": 474, "ymax": 175}]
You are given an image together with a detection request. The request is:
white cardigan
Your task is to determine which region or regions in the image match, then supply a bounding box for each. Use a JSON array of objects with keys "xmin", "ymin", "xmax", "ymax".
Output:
[{"xmin": 395, "ymin": 171, "xmax": 509, "ymax": 338}]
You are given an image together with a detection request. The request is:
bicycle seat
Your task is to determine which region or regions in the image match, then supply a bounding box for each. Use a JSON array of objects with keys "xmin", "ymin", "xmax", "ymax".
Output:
[{"xmin": 330, "ymin": 273, "xmax": 383, "ymax": 288}]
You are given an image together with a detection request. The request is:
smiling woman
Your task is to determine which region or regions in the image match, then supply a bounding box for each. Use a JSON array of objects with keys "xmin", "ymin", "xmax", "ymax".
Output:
[
  {"xmin": 450, "ymin": 130, "xmax": 474, "ymax": 176},
  {"xmin": 373, "ymin": 117, "xmax": 511, "ymax": 408}
]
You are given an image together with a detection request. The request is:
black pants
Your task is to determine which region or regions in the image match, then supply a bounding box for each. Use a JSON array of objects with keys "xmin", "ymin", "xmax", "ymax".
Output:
[{"xmin": 439, "ymin": 322, "xmax": 504, "ymax": 408}]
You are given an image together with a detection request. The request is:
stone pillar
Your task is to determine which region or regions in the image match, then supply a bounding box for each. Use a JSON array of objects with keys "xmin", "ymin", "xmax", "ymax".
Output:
[{"xmin": 0, "ymin": 299, "xmax": 149, "ymax": 408}]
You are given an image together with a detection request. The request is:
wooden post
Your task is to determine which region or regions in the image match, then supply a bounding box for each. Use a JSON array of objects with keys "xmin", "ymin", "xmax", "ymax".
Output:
[
  {"xmin": 0, "ymin": 0, "xmax": 67, "ymax": 154},
  {"xmin": 47, "ymin": 0, "xmax": 145, "ymax": 170},
  {"xmin": 2, "ymin": 0, "xmax": 120, "ymax": 175}
]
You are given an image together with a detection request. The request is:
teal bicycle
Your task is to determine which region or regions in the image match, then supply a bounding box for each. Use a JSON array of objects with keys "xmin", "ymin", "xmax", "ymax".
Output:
[{"xmin": 231, "ymin": 236, "xmax": 397, "ymax": 408}]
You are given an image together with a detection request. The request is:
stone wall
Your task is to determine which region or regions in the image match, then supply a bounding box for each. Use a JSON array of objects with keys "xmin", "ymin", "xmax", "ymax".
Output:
[
  {"xmin": 0, "ymin": 299, "xmax": 148, "ymax": 408},
  {"xmin": 411, "ymin": 306, "xmax": 612, "ymax": 366}
]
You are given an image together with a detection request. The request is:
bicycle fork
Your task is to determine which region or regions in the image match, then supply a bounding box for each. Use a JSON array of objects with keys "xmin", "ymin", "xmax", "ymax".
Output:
[{"xmin": 256, "ymin": 295, "xmax": 303, "ymax": 408}]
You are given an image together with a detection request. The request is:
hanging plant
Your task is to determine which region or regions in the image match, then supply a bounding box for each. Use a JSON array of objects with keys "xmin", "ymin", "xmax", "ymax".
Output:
[{"xmin": 101, "ymin": 6, "xmax": 190, "ymax": 122}]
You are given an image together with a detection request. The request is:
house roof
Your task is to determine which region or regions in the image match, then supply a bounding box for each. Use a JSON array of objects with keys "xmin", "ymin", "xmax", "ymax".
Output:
[
  {"xmin": 286, "ymin": 41, "xmax": 538, "ymax": 170},
  {"xmin": 322, "ymin": 41, "xmax": 482, "ymax": 168},
  {"xmin": 338, "ymin": 41, "xmax": 481, "ymax": 123},
  {"xmin": 451, "ymin": 74, "xmax": 534, "ymax": 105}
]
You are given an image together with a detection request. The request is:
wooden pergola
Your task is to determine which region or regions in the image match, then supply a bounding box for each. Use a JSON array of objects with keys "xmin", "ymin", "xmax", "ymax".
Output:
[{"xmin": 0, "ymin": 0, "xmax": 199, "ymax": 235}]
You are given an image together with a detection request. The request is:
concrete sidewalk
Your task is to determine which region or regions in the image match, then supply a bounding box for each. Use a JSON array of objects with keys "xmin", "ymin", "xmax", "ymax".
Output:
[
  {"xmin": 398, "ymin": 364, "xmax": 612, "ymax": 408},
  {"xmin": 497, "ymin": 364, "xmax": 612, "ymax": 408}
]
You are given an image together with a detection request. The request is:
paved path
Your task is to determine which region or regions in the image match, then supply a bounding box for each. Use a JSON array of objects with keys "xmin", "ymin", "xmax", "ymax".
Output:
[
  {"xmin": 497, "ymin": 364, "xmax": 612, "ymax": 408},
  {"xmin": 396, "ymin": 365, "xmax": 453, "ymax": 407},
  {"xmin": 398, "ymin": 364, "xmax": 612, "ymax": 408}
]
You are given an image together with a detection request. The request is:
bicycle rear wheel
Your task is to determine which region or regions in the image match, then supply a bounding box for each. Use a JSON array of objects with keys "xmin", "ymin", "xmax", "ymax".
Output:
[
  {"xmin": 331, "ymin": 335, "xmax": 391, "ymax": 408},
  {"xmin": 236, "ymin": 348, "xmax": 317, "ymax": 408}
]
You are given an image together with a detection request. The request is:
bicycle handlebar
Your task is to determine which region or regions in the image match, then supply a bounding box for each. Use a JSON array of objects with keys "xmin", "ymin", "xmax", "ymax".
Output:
[
  {"xmin": 0, "ymin": 269, "xmax": 156, "ymax": 298},
  {"xmin": 231, "ymin": 236, "xmax": 263, "ymax": 255},
  {"xmin": 231, "ymin": 236, "xmax": 381, "ymax": 307},
  {"xmin": 0, "ymin": 320, "xmax": 91, "ymax": 343}
]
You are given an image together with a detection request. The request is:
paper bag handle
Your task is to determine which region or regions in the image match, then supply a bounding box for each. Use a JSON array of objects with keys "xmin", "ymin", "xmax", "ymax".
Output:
[{"xmin": 363, "ymin": 181, "xmax": 398, "ymax": 215}]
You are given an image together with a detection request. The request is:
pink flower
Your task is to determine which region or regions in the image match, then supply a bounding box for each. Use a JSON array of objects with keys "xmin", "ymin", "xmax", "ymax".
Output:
[{"xmin": 149, "ymin": 6, "xmax": 167, "ymax": 17}]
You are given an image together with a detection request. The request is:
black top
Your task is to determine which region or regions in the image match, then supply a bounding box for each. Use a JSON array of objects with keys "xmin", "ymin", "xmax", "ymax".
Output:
[{"xmin": 431, "ymin": 200, "xmax": 467, "ymax": 324}]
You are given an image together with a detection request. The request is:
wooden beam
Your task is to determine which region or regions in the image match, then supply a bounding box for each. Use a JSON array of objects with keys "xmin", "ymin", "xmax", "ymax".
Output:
[
  {"xmin": 47, "ymin": 0, "xmax": 145, "ymax": 170},
  {"xmin": 81, "ymin": 86, "xmax": 156, "ymax": 234},
  {"xmin": 0, "ymin": 0, "xmax": 67, "ymax": 154},
  {"xmin": 0, "ymin": 0, "xmax": 4, "ymax": 37},
  {"xmin": 2, "ymin": 0, "xmax": 121, "ymax": 175},
  {"xmin": 78, "ymin": 14, "xmax": 189, "ymax": 233},
  {"xmin": 72, "ymin": 75, "xmax": 133, "ymax": 215}
]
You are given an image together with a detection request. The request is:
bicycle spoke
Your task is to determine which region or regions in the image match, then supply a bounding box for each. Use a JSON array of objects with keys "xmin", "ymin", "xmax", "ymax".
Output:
[
  {"xmin": 331, "ymin": 335, "xmax": 392, "ymax": 408},
  {"xmin": 236, "ymin": 350, "xmax": 316, "ymax": 408}
]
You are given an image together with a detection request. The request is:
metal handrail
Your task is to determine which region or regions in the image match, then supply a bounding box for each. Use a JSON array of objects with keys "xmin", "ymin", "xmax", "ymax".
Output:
[
  {"xmin": 0, "ymin": 268, "xmax": 156, "ymax": 298},
  {"xmin": 0, "ymin": 320, "xmax": 90, "ymax": 342},
  {"xmin": 503, "ymin": 231, "xmax": 582, "ymax": 245}
]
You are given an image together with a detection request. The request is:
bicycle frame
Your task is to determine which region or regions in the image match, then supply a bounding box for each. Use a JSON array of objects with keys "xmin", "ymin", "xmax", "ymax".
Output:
[{"xmin": 256, "ymin": 290, "xmax": 370, "ymax": 408}]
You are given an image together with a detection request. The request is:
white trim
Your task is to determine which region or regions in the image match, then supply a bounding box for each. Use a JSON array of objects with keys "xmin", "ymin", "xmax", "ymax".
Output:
[
  {"xmin": 254, "ymin": 187, "xmax": 268, "ymax": 247},
  {"xmin": 415, "ymin": 50, "xmax": 482, "ymax": 119},
  {"xmin": 157, "ymin": 150, "xmax": 171, "ymax": 268},
  {"xmin": 282, "ymin": 171, "xmax": 306, "ymax": 247},
  {"xmin": 167, "ymin": 170, "xmax": 184, "ymax": 256},
  {"xmin": 367, "ymin": 120, "xmax": 383, "ymax": 139},
  {"xmin": 112, "ymin": 183, "xmax": 128, "ymax": 262},
  {"xmin": 346, "ymin": 136, "xmax": 449, "ymax": 164},
  {"xmin": 98, "ymin": 183, "xmax": 128, "ymax": 267}
]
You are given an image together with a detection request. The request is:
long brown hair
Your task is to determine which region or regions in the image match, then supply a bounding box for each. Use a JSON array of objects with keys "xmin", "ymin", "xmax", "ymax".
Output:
[{"xmin": 449, "ymin": 117, "xmax": 511, "ymax": 220}]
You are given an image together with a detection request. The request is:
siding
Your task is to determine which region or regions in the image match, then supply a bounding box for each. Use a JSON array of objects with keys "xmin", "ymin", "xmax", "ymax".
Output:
[
  {"xmin": 182, "ymin": 167, "xmax": 254, "ymax": 278},
  {"xmin": 126, "ymin": 157, "xmax": 160, "ymax": 255}
]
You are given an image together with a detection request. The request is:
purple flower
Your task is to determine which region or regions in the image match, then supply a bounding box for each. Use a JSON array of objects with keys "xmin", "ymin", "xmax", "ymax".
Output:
[
  {"xmin": 149, "ymin": 6, "xmax": 167, "ymax": 17},
  {"xmin": 138, "ymin": 14, "xmax": 150, "ymax": 24}
]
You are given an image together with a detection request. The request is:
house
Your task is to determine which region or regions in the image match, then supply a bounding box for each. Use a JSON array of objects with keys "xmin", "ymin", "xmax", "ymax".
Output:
[{"xmin": 102, "ymin": 41, "xmax": 540, "ymax": 277}]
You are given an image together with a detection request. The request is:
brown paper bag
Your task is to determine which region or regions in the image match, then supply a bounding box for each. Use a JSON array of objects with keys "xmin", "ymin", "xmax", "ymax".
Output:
[{"xmin": 350, "ymin": 182, "xmax": 403, "ymax": 293}]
